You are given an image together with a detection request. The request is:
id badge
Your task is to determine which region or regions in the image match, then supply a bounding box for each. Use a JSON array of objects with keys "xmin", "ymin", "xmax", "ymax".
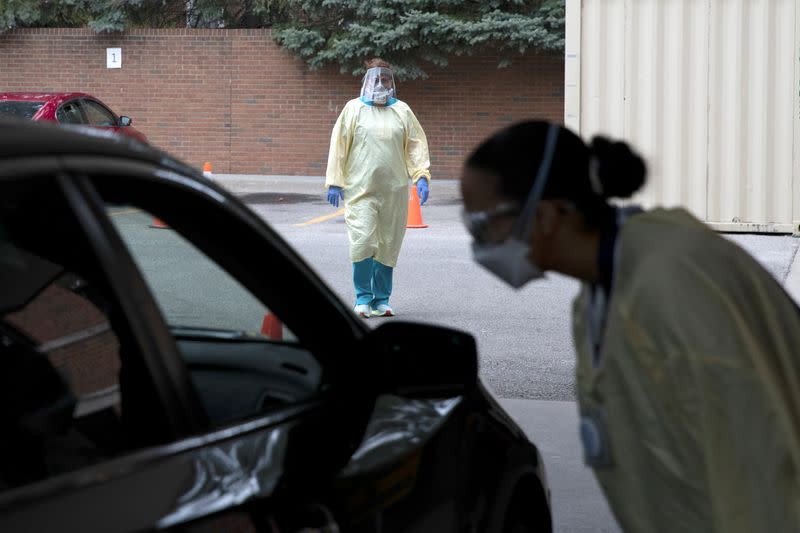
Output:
[{"xmin": 579, "ymin": 407, "xmax": 614, "ymax": 469}]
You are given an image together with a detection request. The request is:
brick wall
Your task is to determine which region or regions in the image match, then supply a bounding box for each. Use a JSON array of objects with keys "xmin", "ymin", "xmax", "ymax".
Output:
[{"xmin": 0, "ymin": 28, "xmax": 564, "ymax": 179}]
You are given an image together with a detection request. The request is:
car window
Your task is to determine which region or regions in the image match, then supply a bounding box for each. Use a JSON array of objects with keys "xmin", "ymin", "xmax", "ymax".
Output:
[
  {"xmin": 0, "ymin": 101, "xmax": 43, "ymax": 120},
  {"xmin": 82, "ymin": 100, "xmax": 117, "ymax": 127},
  {"xmin": 107, "ymin": 207, "xmax": 297, "ymax": 343},
  {"xmin": 0, "ymin": 178, "xmax": 170, "ymax": 491},
  {"xmin": 55, "ymin": 101, "xmax": 85, "ymax": 125},
  {"xmin": 103, "ymin": 204, "xmax": 324, "ymax": 427}
]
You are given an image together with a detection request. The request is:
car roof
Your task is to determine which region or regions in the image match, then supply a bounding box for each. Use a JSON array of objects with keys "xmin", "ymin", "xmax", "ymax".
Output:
[
  {"xmin": 0, "ymin": 117, "xmax": 194, "ymax": 175},
  {"xmin": 0, "ymin": 92, "xmax": 93, "ymax": 104}
]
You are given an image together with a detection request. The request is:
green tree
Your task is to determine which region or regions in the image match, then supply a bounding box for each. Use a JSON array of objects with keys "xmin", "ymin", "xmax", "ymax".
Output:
[
  {"xmin": 1, "ymin": 1, "xmax": 290, "ymax": 33},
  {"xmin": 1, "ymin": 0, "xmax": 94, "ymax": 30},
  {"xmin": 274, "ymin": 0, "xmax": 565, "ymax": 79}
]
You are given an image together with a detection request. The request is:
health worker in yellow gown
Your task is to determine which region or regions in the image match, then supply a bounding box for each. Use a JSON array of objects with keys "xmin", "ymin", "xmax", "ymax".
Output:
[
  {"xmin": 325, "ymin": 58, "xmax": 431, "ymax": 318},
  {"xmin": 460, "ymin": 120, "xmax": 800, "ymax": 533}
]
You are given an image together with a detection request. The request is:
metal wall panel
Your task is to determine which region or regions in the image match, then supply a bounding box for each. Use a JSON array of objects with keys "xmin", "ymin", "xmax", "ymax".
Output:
[
  {"xmin": 565, "ymin": 0, "xmax": 582, "ymax": 131},
  {"xmin": 707, "ymin": 0, "xmax": 796, "ymax": 231},
  {"xmin": 795, "ymin": 1, "xmax": 800, "ymax": 235},
  {"xmin": 569, "ymin": 0, "xmax": 799, "ymax": 232}
]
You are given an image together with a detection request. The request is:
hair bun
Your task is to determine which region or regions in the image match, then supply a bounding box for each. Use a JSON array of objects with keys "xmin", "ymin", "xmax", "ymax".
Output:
[{"xmin": 589, "ymin": 136, "xmax": 646, "ymax": 199}]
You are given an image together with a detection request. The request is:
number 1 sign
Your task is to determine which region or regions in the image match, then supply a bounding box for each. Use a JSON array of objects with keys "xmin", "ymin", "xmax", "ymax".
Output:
[{"xmin": 106, "ymin": 48, "xmax": 122, "ymax": 69}]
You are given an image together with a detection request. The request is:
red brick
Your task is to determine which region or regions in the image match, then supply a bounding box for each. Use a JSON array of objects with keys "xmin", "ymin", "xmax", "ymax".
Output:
[{"xmin": 0, "ymin": 28, "xmax": 564, "ymax": 179}]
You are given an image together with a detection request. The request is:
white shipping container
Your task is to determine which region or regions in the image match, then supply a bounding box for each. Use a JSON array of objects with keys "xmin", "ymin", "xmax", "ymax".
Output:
[{"xmin": 565, "ymin": 0, "xmax": 800, "ymax": 233}]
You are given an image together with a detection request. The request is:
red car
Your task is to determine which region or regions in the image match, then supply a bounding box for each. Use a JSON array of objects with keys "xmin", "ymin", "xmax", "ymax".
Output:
[{"xmin": 0, "ymin": 92, "xmax": 147, "ymax": 143}]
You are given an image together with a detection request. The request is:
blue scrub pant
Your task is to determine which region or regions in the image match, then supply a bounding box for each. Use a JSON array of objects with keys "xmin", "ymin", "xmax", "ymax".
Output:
[{"xmin": 353, "ymin": 257, "xmax": 393, "ymax": 307}]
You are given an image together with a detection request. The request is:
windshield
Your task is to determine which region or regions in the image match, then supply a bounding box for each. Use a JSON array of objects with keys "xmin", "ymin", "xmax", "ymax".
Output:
[{"xmin": 0, "ymin": 101, "xmax": 44, "ymax": 120}]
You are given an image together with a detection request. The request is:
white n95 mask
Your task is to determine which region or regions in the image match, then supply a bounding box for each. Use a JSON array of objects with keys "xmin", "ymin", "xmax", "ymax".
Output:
[
  {"xmin": 472, "ymin": 238, "xmax": 543, "ymax": 288},
  {"xmin": 370, "ymin": 85, "xmax": 392, "ymax": 105},
  {"xmin": 470, "ymin": 124, "xmax": 560, "ymax": 289}
]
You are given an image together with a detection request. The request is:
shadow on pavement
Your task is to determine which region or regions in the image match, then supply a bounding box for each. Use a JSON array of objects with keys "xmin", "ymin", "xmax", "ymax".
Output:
[{"xmin": 238, "ymin": 192, "xmax": 323, "ymax": 205}]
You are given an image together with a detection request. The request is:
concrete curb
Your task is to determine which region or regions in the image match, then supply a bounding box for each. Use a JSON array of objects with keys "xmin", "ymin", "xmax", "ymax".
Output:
[
  {"xmin": 208, "ymin": 173, "xmax": 463, "ymax": 198},
  {"xmin": 785, "ymin": 241, "xmax": 800, "ymax": 306},
  {"xmin": 212, "ymin": 174, "xmax": 324, "ymax": 182},
  {"xmin": 210, "ymin": 174, "xmax": 325, "ymax": 195}
]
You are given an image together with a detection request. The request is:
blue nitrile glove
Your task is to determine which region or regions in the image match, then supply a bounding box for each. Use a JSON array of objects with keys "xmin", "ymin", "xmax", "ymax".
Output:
[
  {"xmin": 327, "ymin": 186, "xmax": 344, "ymax": 207},
  {"xmin": 417, "ymin": 178, "xmax": 429, "ymax": 206}
]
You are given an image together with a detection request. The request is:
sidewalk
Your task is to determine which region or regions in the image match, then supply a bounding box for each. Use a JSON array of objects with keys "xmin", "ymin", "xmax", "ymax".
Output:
[
  {"xmin": 501, "ymin": 399, "xmax": 622, "ymax": 532},
  {"xmin": 210, "ymin": 174, "xmax": 326, "ymax": 195},
  {"xmin": 786, "ymin": 243, "xmax": 800, "ymax": 305}
]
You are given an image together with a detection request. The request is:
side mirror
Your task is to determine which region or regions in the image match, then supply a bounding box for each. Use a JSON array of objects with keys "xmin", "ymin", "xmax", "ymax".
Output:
[
  {"xmin": 119, "ymin": 116, "xmax": 132, "ymax": 126},
  {"xmin": 364, "ymin": 322, "xmax": 478, "ymax": 398}
]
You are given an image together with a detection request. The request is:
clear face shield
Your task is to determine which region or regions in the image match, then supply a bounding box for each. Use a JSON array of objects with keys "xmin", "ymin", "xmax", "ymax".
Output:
[{"xmin": 360, "ymin": 67, "xmax": 396, "ymax": 105}]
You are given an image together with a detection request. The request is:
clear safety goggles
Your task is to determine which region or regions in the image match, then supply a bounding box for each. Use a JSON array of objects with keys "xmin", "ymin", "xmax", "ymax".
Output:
[
  {"xmin": 462, "ymin": 200, "xmax": 577, "ymax": 245},
  {"xmin": 461, "ymin": 202, "xmax": 522, "ymax": 244}
]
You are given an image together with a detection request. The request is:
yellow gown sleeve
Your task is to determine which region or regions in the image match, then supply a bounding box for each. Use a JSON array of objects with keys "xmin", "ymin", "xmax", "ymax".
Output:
[
  {"xmin": 325, "ymin": 103, "xmax": 354, "ymax": 189},
  {"xmin": 403, "ymin": 107, "xmax": 431, "ymax": 184}
]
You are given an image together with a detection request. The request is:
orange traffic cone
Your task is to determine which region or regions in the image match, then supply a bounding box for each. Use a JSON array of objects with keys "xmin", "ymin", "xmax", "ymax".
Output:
[
  {"xmin": 203, "ymin": 162, "xmax": 213, "ymax": 178},
  {"xmin": 406, "ymin": 185, "xmax": 428, "ymax": 229},
  {"xmin": 150, "ymin": 217, "xmax": 169, "ymax": 229},
  {"xmin": 260, "ymin": 312, "xmax": 283, "ymax": 341}
]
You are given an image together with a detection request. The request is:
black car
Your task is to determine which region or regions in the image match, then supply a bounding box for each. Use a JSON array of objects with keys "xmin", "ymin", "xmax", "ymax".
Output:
[{"xmin": 0, "ymin": 119, "xmax": 551, "ymax": 532}]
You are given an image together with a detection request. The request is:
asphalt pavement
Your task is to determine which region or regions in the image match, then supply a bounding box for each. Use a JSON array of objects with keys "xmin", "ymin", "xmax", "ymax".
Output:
[{"xmin": 206, "ymin": 173, "xmax": 800, "ymax": 533}]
